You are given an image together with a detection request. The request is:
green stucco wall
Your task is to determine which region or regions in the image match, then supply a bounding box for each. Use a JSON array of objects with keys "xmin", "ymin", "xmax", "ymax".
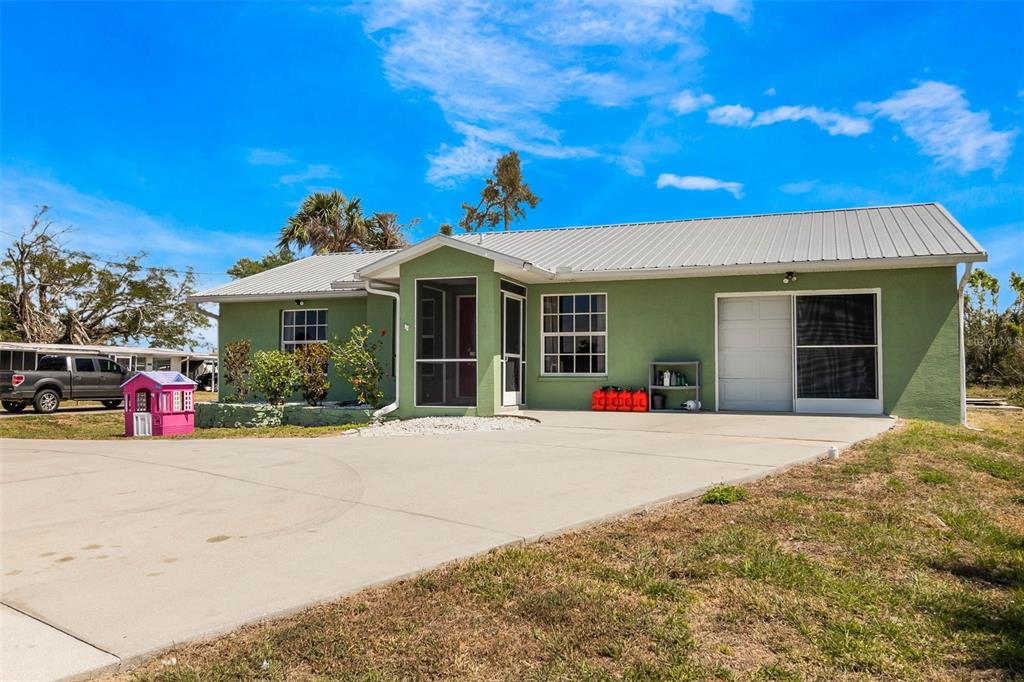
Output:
[
  {"xmin": 523, "ymin": 266, "xmax": 961, "ymax": 423},
  {"xmin": 216, "ymin": 294, "xmax": 395, "ymax": 404},
  {"xmin": 397, "ymin": 246, "xmax": 502, "ymax": 417}
]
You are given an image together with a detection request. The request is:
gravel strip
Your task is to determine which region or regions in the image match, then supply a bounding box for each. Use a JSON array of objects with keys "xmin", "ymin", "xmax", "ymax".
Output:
[{"xmin": 355, "ymin": 416, "xmax": 537, "ymax": 437}]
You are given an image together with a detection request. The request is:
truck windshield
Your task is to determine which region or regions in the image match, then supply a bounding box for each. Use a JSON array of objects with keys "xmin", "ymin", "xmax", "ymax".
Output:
[{"xmin": 36, "ymin": 356, "xmax": 67, "ymax": 371}]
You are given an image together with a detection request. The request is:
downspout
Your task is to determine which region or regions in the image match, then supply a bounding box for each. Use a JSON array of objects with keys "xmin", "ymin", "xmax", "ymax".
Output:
[
  {"xmin": 957, "ymin": 263, "xmax": 974, "ymax": 425},
  {"xmin": 190, "ymin": 302, "xmax": 219, "ymax": 321},
  {"xmin": 363, "ymin": 279, "xmax": 400, "ymax": 418}
]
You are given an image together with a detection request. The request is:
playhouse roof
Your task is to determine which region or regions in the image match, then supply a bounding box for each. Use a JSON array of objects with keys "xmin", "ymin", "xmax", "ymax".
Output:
[{"xmin": 121, "ymin": 371, "xmax": 198, "ymax": 388}]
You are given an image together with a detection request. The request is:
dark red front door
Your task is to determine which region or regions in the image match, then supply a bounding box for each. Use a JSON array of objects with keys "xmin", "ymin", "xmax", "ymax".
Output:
[{"xmin": 457, "ymin": 296, "xmax": 476, "ymax": 396}]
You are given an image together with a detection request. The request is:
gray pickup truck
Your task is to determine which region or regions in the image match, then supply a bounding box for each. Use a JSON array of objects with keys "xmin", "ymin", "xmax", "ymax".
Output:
[{"xmin": 0, "ymin": 353, "xmax": 128, "ymax": 414}]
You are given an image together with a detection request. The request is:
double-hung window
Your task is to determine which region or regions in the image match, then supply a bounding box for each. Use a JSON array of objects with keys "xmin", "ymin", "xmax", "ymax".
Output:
[
  {"xmin": 282, "ymin": 309, "xmax": 327, "ymax": 352},
  {"xmin": 541, "ymin": 293, "xmax": 607, "ymax": 375}
]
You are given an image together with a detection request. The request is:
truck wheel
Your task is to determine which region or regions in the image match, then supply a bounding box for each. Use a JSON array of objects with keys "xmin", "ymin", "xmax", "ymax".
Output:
[
  {"xmin": 101, "ymin": 400, "xmax": 123, "ymax": 409},
  {"xmin": 33, "ymin": 389, "xmax": 60, "ymax": 414},
  {"xmin": 1, "ymin": 400, "xmax": 27, "ymax": 413}
]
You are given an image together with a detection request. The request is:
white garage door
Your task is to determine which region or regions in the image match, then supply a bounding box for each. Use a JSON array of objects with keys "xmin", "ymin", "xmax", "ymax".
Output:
[{"xmin": 718, "ymin": 296, "xmax": 793, "ymax": 411}]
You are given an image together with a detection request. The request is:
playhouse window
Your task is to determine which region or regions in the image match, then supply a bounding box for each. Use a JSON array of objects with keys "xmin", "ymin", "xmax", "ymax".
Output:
[
  {"xmin": 173, "ymin": 391, "xmax": 183, "ymax": 411},
  {"xmin": 183, "ymin": 391, "xmax": 193, "ymax": 411},
  {"xmin": 135, "ymin": 390, "xmax": 149, "ymax": 412}
]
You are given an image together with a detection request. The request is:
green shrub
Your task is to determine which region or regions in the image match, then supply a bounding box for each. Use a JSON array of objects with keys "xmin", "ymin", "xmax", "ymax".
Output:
[
  {"xmin": 294, "ymin": 344, "xmax": 331, "ymax": 405},
  {"xmin": 332, "ymin": 324, "xmax": 385, "ymax": 408},
  {"xmin": 1009, "ymin": 386, "xmax": 1024, "ymax": 408},
  {"xmin": 699, "ymin": 484, "xmax": 748, "ymax": 505},
  {"xmin": 247, "ymin": 350, "xmax": 300, "ymax": 405},
  {"xmin": 223, "ymin": 339, "xmax": 252, "ymax": 402}
]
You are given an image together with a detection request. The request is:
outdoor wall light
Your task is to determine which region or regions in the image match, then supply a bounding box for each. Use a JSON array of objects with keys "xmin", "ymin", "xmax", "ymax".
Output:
[
  {"xmin": 294, "ymin": 299, "xmax": 305, "ymax": 306},
  {"xmin": 782, "ymin": 271, "xmax": 797, "ymax": 284}
]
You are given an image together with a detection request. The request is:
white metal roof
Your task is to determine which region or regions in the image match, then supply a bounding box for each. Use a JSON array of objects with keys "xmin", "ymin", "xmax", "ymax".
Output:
[
  {"xmin": 190, "ymin": 250, "xmax": 398, "ymax": 302},
  {"xmin": 446, "ymin": 203, "xmax": 985, "ymax": 275},
  {"xmin": 194, "ymin": 203, "xmax": 986, "ymax": 300}
]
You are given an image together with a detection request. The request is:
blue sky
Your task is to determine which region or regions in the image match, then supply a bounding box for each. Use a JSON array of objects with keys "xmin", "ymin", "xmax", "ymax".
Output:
[{"xmin": 2, "ymin": 0, "xmax": 1022, "ymax": 335}]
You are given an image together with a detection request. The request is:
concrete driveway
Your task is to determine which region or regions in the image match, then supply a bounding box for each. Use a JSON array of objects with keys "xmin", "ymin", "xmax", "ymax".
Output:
[{"xmin": 0, "ymin": 411, "xmax": 892, "ymax": 680}]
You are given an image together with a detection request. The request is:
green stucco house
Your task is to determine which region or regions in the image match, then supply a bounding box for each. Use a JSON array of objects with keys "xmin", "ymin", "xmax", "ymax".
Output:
[{"xmin": 191, "ymin": 203, "xmax": 986, "ymax": 424}]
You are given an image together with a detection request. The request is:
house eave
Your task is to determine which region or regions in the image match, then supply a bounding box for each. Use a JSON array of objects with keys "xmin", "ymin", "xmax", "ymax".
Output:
[
  {"xmin": 187, "ymin": 289, "xmax": 367, "ymax": 304},
  {"xmin": 547, "ymin": 253, "xmax": 988, "ymax": 283}
]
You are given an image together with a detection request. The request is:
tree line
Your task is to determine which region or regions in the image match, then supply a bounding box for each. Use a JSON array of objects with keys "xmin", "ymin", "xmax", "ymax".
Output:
[{"xmin": 228, "ymin": 150, "xmax": 540, "ymax": 278}]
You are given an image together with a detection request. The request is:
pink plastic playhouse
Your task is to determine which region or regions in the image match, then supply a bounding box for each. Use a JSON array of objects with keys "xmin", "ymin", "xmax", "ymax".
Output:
[{"xmin": 122, "ymin": 371, "xmax": 197, "ymax": 437}]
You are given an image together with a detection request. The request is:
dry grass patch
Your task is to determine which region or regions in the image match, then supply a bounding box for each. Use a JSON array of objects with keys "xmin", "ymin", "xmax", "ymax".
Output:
[{"xmin": 112, "ymin": 412, "xmax": 1024, "ymax": 681}]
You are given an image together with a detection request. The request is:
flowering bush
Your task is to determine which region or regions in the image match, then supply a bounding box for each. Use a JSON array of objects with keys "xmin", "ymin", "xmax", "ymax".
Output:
[{"xmin": 332, "ymin": 324, "xmax": 385, "ymax": 408}]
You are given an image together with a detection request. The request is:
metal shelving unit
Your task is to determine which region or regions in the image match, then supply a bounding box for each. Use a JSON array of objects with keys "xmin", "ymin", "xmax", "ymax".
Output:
[{"xmin": 649, "ymin": 361, "xmax": 702, "ymax": 413}]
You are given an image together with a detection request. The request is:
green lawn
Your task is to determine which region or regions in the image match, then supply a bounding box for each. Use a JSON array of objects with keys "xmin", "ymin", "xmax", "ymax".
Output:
[
  {"xmin": 111, "ymin": 411, "xmax": 1024, "ymax": 681},
  {"xmin": 0, "ymin": 410, "xmax": 361, "ymax": 439}
]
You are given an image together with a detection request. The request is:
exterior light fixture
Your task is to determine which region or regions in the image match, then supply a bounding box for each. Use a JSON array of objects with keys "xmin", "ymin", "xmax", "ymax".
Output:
[
  {"xmin": 294, "ymin": 299, "xmax": 305, "ymax": 306},
  {"xmin": 782, "ymin": 271, "xmax": 797, "ymax": 284}
]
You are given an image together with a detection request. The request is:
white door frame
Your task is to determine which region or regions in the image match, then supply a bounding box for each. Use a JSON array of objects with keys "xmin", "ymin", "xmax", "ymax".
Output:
[
  {"xmin": 501, "ymin": 291, "xmax": 525, "ymax": 406},
  {"xmin": 714, "ymin": 288, "xmax": 883, "ymax": 415}
]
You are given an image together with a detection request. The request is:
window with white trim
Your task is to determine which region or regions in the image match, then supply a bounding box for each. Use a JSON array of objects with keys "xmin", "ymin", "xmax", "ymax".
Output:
[
  {"xmin": 541, "ymin": 293, "xmax": 607, "ymax": 375},
  {"xmin": 173, "ymin": 390, "xmax": 183, "ymax": 412},
  {"xmin": 183, "ymin": 391, "xmax": 194, "ymax": 411},
  {"xmin": 282, "ymin": 309, "xmax": 327, "ymax": 352}
]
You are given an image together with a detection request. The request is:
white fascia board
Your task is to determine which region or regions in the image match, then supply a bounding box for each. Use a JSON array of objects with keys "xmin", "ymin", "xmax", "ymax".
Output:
[
  {"xmin": 550, "ymin": 253, "xmax": 988, "ymax": 283},
  {"xmin": 187, "ymin": 289, "xmax": 367, "ymax": 304}
]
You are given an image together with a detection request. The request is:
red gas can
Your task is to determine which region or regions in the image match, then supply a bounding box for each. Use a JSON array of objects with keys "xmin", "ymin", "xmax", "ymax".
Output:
[
  {"xmin": 618, "ymin": 387, "xmax": 634, "ymax": 411},
  {"xmin": 591, "ymin": 387, "xmax": 606, "ymax": 411},
  {"xmin": 632, "ymin": 388, "xmax": 648, "ymax": 412}
]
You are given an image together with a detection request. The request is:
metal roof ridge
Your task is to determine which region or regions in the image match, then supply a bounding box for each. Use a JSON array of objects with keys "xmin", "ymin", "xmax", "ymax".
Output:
[{"xmin": 449, "ymin": 202, "xmax": 944, "ymax": 236}]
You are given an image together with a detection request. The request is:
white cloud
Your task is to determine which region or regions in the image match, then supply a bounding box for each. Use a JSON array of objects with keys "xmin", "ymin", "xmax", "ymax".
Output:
[
  {"xmin": 277, "ymin": 164, "xmax": 338, "ymax": 185},
  {"xmin": 356, "ymin": 1, "xmax": 750, "ymax": 184},
  {"xmin": 0, "ymin": 167, "xmax": 265, "ymax": 295},
  {"xmin": 753, "ymin": 105, "xmax": 871, "ymax": 136},
  {"xmin": 670, "ymin": 89, "xmax": 715, "ymax": 115},
  {"xmin": 707, "ymin": 104, "xmax": 754, "ymax": 126},
  {"xmin": 779, "ymin": 179, "xmax": 818, "ymax": 195},
  {"xmin": 857, "ymin": 81, "xmax": 1017, "ymax": 174},
  {"xmin": 763, "ymin": 87, "xmax": 776, "ymax": 96},
  {"xmin": 708, "ymin": 102, "xmax": 870, "ymax": 136},
  {"xmin": 656, "ymin": 173, "xmax": 743, "ymax": 198},
  {"xmin": 247, "ymin": 148, "xmax": 294, "ymax": 166}
]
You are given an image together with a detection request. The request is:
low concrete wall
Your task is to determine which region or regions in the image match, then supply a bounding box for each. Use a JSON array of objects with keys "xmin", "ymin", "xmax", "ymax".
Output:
[
  {"xmin": 196, "ymin": 403, "xmax": 284, "ymax": 428},
  {"xmin": 282, "ymin": 405, "xmax": 375, "ymax": 426},
  {"xmin": 196, "ymin": 402, "xmax": 375, "ymax": 429}
]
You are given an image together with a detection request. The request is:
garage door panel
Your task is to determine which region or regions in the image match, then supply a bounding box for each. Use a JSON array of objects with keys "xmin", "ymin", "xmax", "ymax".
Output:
[
  {"xmin": 718, "ymin": 297, "xmax": 793, "ymax": 412},
  {"xmin": 757, "ymin": 298, "xmax": 792, "ymax": 320},
  {"xmin": 758, "ymin": 323, "xmax": 792, "ymax": 348},
  {"xmin": 718, "ymin": 324, "xmax": 760, "ymax": 348},
  {"xmin": 719, "ymin": 300, "xmax": 756, "ymax": 321},
  {"xmin": 718, "ymin": 350, "xmax": 760, "ymax": 378}
]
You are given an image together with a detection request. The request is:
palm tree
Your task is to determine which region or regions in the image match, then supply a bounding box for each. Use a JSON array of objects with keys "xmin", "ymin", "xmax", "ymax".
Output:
[
  {"xmin": 278, "ymin": 191, "xmax": 367, "ymax": 254},
  {"xmin": 364, "ymin": 212, "xmax": 416, "ymax": 251}
]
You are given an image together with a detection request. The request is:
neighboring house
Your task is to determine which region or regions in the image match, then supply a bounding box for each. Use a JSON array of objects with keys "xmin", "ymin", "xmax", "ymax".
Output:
[
  {"xmin": 191, "ymin": 203, "xmax": 986, "ymax": 424},
  {"xmin": 0, "ymin": 342, "xmax": 217, "ymax": 379}
]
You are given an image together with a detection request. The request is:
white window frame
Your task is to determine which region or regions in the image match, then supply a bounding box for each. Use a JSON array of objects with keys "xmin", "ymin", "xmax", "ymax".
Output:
[
  {"xmin": 540, "ymin": 292, "xmax": 608, "ymax": 378},
  {"xmin": 173, "ymin": 390, "xmax": 183, "ymax": 412},
  {"xmin": 281, "ymin": 308, "xmax": 328, "ymax": 352},
  {"xmin": 713, "ymin": 288, "xmax": 883, "ymax": 415},
  {"xmin": 413, "ymin": 276, "xmax": 478, "ymax": 409},
  {"xmin": 183, "ymin": 390, "xmax": 194, "ymax": 411}
]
